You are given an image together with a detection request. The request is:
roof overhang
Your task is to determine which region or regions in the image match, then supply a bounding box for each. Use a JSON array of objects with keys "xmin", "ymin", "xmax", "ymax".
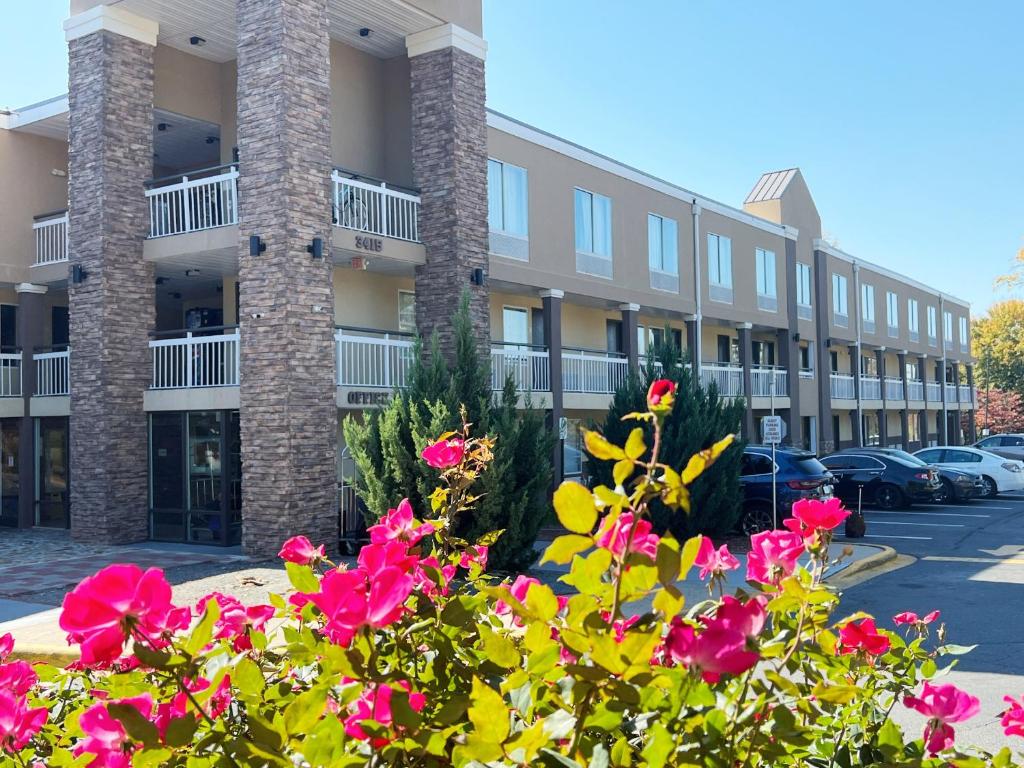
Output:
[{"xmin": 1, "ymin": 95, "xmax": 69, "ymax": 139}]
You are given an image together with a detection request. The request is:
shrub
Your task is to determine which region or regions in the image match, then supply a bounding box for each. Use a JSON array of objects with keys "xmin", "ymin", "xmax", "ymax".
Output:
[
  {"xmin": 588, "ymin": 339, "xmax": 747, "ymax": 539},
  {"xmin": 3, "ymin": 378, "xmax": 1022, "ymax": 766}
]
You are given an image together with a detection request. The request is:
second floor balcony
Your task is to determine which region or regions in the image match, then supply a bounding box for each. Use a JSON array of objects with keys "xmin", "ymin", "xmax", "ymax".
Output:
[
  {"xmin": 33, "ymin": 211, "xmax": 68, "ymax": 265},
  {"xmin": 907, "ymin": 380, "xmax": 925, "ymax": 401},
  {"xmin": 0, "ymin": 352, "xmax": 21, "ymax": 398},
  {"xmin": 830, "ymin": 372, "xmax": 855, "ymax": 400},
  {"xmin": 146, "ymin": 166, "xmax": 239, "ymax": 239},
  {"xmin": 150, "ymin": 328, "xmax": 240, "ymax": 389},
  {"xmin": 34, "ymin": 349, "xmax": 69, "ymax": 397},
  {"xmin": 860, "ymin": 374, "xmax": 882, "ymax": 400},
  {"xmin": 884, "ymin": 376, "xmax": 904, "ymax": 401}
]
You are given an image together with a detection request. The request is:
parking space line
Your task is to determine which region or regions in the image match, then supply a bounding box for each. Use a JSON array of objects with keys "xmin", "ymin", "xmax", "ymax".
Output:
[
  {"xmin": 923, "ymin": 555, "xmax": 1024, "ymax": 565},
  {"xmin": 867, "ymin": 520, "xmax": 963, "ymax": 528},
  {"xmin": 867, "ymin": 510, "xmax": 989, "ymax": 519},
  {"xmin": 933, "ymin": 504, "xmax": 1013, "ymax": 510},
  {"xmin": 864, "ymin": 534, "xmax": 933, "ymax": 540}
]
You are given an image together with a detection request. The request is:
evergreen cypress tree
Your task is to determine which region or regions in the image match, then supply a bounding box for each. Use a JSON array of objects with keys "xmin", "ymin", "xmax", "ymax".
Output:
[
  {"xmin": 587, "ymin": 338, "xmax": 746, "ymax": 539},
  {"xmin": 342, "ymin": 294, "xmax": 554, "ymax": 571}
]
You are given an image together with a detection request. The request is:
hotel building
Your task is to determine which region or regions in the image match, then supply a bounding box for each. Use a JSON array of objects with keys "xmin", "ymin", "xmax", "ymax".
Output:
[{"xmin": 0, "ymin": 0, "xmax": 975, "ymax": 554}]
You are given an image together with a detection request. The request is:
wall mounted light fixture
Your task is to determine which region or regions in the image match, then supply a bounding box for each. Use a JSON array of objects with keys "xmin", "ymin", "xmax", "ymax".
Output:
[
  {"xmin": 249, "ymin": 235, "xmax": 266, "ymax": 257},
  {"xmin": 307, "ymin": 237, "xmax": 324, "ymax": 259},
  {"xmin": 71, "ymin": 264, "xmax": 87, "ymax": 284}
]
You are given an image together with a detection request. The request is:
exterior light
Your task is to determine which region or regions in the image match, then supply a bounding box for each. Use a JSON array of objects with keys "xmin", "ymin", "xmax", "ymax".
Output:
[
  {"xmin": 185, "ymin": 269, "xmax": 201, "ymax": 277},
  {"xmin": 359, "ymin": 28, "xmax": 371, "ymax": 37},
  {"xmin": 249, "ymin": 235, "xmax": 266, "ymax": 256},
  {"xmin": 307, "ymin": 237, "xmax": 324, "ymax": 259},
  {"xmin": 190, "ymin": 36, "xmax": 206, "ymax": 47},
  {"xmin": 71, "ymin": 264, "xmax": 87, "ymax": 284}
]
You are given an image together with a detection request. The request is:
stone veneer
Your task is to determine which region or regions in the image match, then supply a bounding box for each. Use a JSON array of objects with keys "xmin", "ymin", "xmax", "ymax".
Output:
[
  {"xmin": 409, "ymin": 45, "xmax": 490, "ymax": 359},
  {"xmin": 236, "ymin": 0, "xmax": 338, "ymax": 557},
  {"xmin": 67, "ymin": 30, "xmax": 155, "ymax": 542}
]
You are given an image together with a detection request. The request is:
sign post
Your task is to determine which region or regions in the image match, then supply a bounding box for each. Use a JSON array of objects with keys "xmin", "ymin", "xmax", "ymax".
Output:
[{"xmin": 761, "ymin": 412, "xmax": 784, "ymax": 529}]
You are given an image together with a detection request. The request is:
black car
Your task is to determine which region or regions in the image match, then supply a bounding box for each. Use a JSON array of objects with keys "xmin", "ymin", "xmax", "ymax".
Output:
[
  {"xmin": 820, "ymin": 451, "xmax": 941, "ymax": 510},
  {"xmin": 835, "ymin": 447, "xmax": 984, "ymax": 503},
  {"xmin": 738, "ymin": 446, "xmax": 834, "ymax": 534}
]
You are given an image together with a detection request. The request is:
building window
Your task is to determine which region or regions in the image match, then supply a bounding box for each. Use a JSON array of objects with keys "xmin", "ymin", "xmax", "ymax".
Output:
[
  {"xmin": 648, "ymin": 213, "xmax": 679, "ymax": 292},
  {"xmin": 707, "ymin": 233, "xmax": 733, "ymax": 303},
  {"xmin": 927, "ymin": 305, "xmax": 938, "ymax": 346},
  {"xmin": 563, "ymin": 418, "xmax": 585, "ymax": 479},
  {"xmin": 755, "ymin": 248, "xmax": 777, "ymax": 312},
  {"xmin": 943, "ymin": 310, "xmax": 953, "ymax": 350},
  {"xmin": 958, "ymin": 315, "xmax": 968, "ymax": 352},
  {"xmin": 886, "ymin": 291, "xmax": 899, "ymax": 337},
  {"xmin": 861, "ymin": 283, "xmax": 876, "ymax": 333},
  {"xmin": 796, "ymin": 262, "xmax": 812, "ymax": 320},
  {"xmin": 799, "ymin": 343, "xmax": 814, "ymax": 377},
  {"xmin": 574, "ymin": 187, "xmax": 612, "ymax": 277},
  {"xmin": 487, "ymin": 159, "xmax": 529, "ymax": 260},
  {"xmin": 863, "ymin": 412, "xmax": 881, "ymax": 447},
  {"xmin": 398, "ymin": 291, "xmax": 416, "ymax": 334},
  {"xmin": 832, "ymin": 273, "xmax": 848, "ymax": 327},
  {"xmin": 908, "ymin": 298, "xmax": 920, "ymax": 342},
  {"xmin": 502, "ymin": 306, "xmax": 529, "ymax": 347},
  {"xmin": 716, "ymin": 334, "xmax": 739, "ymax": 364}
]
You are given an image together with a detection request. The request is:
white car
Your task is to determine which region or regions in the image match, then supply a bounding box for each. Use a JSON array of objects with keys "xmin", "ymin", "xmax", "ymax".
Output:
[{"xmin": 913, "ymin": 446, "xmax": 1024, "ymax": 498}]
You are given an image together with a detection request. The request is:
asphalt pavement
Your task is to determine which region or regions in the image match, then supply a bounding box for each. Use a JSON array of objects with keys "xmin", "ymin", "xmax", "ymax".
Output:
[{"xmin": 838, "ymin": 491, "xmax": 1024, "ymax": 753}]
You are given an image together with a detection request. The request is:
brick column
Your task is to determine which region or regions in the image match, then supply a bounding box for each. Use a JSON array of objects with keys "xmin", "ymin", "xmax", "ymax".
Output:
[
  {"xmin": 876, "ymin": 348, "xmax": 887, "ymax": 446},
  {"xmin": 737, "ymin": 323, "xmax": 755, "ymax": 440},
  {"xmin": 236, "ymin": 0, "xmax": 338, "ymax": 556},
  {"xmin": 407, "ymin": 25, "xmax": 490, "ymax": 360},
  {"xmin": 15, "ymin": 284, "xmax": 46, "ymax": 529},
  {"xmin": 65, "ymin": 6, "xmax": 158, "ymax": 543},
  {"xmin": 849, "ymin": 345, "xmax": 862, "ymax": 446},
  {"xmin": 898, "ymin": 351, "xmax": 910, "ymax": 449},
  {"xmin": 620, "ymin": 303, "xmax": 639, "ymax": 372},
  {"xmin": 540, "ymin": 290, "xmax": 563, "ymax": 484}
]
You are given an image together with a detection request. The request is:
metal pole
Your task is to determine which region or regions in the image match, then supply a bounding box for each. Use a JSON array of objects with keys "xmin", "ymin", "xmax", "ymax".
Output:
[{"xmin": 771, "ymin": 377, "xmax": 777, "ymax": 530}]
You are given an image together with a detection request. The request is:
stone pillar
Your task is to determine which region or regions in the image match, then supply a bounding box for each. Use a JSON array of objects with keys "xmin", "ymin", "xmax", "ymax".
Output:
[
  {"xmin": 875, "ymin": 349, "xmax": 887, "ymax": 446},
  {"xmin": 737, "ymin": 323, "xmax": 755, "ymax": 440},
  {"xmin": 15, "ymin": 284, "xmax": 46, "ymax": 529},
  {"xmin": 541, "ymin": 290, "xmax": 563, "ymax": 484},
  {"xmin": 620, "ymin": 303, "xmax": 639, "ymax": 372},
  {"xmin": 407, "ymin": 24, "xmax": 490, "ymax": 360},
  {"xmin": 849, "ymin": 345, "xmax": 863, "ymax": 446},
  {"xmin": 898, "ymin": 351, "xmax": 910, "ymax": 449},
  {"xmin": 65, "ymin": 6, "xmax": 158, "ymax": 543},
  {"xmin": 777, "ymin": 327, "xmax": 799, "ymax": 447},
  {"xmin": 812, "ymin": 248, "xmax": 834, "ymax": 453},
  {"xmin": 236, "ymin": 0, "xmax": 337, "ymax": 556}
]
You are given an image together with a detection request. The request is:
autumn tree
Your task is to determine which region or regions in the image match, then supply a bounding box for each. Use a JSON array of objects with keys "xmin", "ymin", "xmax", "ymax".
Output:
[
  {"xmin": 972, "ymin": 300, "xmax": 1024, "ymax": 400},
  {"xmin": 971, "ymin": 387, "xmax": 1024, "ymax": 435}
]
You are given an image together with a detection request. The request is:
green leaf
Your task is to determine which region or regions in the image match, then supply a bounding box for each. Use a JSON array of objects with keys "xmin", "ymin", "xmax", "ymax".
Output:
[
  {"xmin": 937, "ymin": 643, "xmax": 978, "ymax": 656},
  {"xmin": 641, "ymin": 722, "xmax": 673, "ymax": 766},
  {"xmin": 108, "ymin": 702, "xmax": 161, "ymax": 747},
  {"xmin": 469, "ymin": 677, "xmax": 509, "ymax": 744},
  {"xmin": 285, "ymin": 561, "xmax": 321, "ymax": 594},
  {"xmin": 234, "ymin": 656, "xmax": 266, "ymax": 695},
  {"xmin": 876, "ymin": 718, "xmax": 904, "ymax": 749},
  {"xmin": 811, "ymin": 682, "xmax": 859, "ymax": 704},
  {"xmin": 624, "ymin": 428, "xmax": 646, "ymax": 460},
  {"xmin": 184, "ymin": 598, "xmax": 220, "ymax": 656},
  {"xmin": 478, "ymin": 624, "xmax": 521, "ymax": 668},
  {"xmin": 525, "ymin": 582, "xmax": 560, "ymax": 621},
  {"xmin": 655, "ymin": 536, "xmax": 681, "ymax": 585},
  {"xmin": 284, "ymin": 686, "xmax": 328, "ymax": 736},
  {"xmin": 541, "ymin": 534, "xmax": 593, "ymax": 565},
  {"xmin": 553, "ymin": 481, "xmax": 598, "ymax": 534},
  {"xmin": 163, "ymin": 715, "xmax": 199, "ymax": 748},
  {"xmin": 584, "ymin": 429, "xmax": 625, "ymax": 461}
]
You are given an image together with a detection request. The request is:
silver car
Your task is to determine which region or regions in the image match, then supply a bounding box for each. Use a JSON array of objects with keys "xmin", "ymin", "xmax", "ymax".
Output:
[{"xmin": 974, "ymin": 434, "xmax": 1024, "ymax": 461}]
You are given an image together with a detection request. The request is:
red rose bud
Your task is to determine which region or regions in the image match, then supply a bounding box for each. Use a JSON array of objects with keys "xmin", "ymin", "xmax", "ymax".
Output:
[{"xmin": 647, "ymin": 378, "xmax": 676, "ymax": 407}]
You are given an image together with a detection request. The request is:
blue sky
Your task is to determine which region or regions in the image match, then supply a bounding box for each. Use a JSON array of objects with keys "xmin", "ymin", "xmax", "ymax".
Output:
[{"xmin": 4, "ymin": 1, "xmax": 1020, "ymax": 314}]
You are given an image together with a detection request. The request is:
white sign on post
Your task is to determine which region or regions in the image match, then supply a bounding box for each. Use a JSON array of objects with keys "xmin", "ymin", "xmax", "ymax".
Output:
[{"xmin": 761, "ymin": 415, "xmax": 783, "ymax": 445}]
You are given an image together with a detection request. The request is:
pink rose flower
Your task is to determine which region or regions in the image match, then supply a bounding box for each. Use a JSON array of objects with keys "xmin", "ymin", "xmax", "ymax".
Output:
[
  {"xmin": 367, "ymin": 498, "xmax": 436, "ymax": 546},
  {"xmin": 595, "ymin": 512, "xmax": 659, "ymax": 562},
  {"xmin": 904, "ymin": 681, "xmax": 980, "ymax": 755},
  {"xmin": 495, "ymin": 574, "xmax": 541, "ymax": 620},
  {"xmin": 0, "ymin": 633, "xmax": 12, "ymax": 661},
  {"xmin": 0, "ymin": 661, "xmax": 38, "ymax": 697},
  {"xmin": 153, "ymin": 676, "xmax": 232, "ymax": 742},
  {"xmin": 196, "ymin": 592, "xmax": 276, "ymax": 652},
  {"xmin": 307, "ymin": 566, "xmax": 414, "ymax": 647},
  {"xmin": 357, "ymin": 541, "xmax": 418, "ymax": 577},
  {"xmin": 421, "ymin": 437, "xmax": 466, "ymax": 469},
  {"xmin": 277, "ymin": 535, "xmax": 325, "ymax": 566},
  {"xmin": 893, "ymin": 610, "xmax": 940, "ymax": 626},
  {"xmin": 345, "ymin": 682, "xmax": 426, "ymax": 747},
  {"xmin": 74, "ymin": 694, "xmax": 153, "ymax": 768},
  {"xmin": 837, "ymin": 618, "xmax": 891, "ymax": 656},
  {"xmin": 783, "ymin": 497, "xmax": 851, "ymax": 541},
  {"xmin": 746, "ymin": 530, "xmax": 806, "ymax": 585},
  {"xmin": 1002, "ymin": 694, "xmax": 1024, "ymax": 739},
  {"xmin": 412, "ymin": 556, "xmax": 457, "ymax": 600},
  {"xmin": 0, "ymin": 689, "xmax": 47, "ymax": 754},
  {"xmin": 694, "ymin": 537, "xmax": 740, "ymax": 580},
  {"xmin": 59, "ymin": 564, "xmax": 188, "ymax": 666},
  {"xmin": 665, "ymin": 596, "xmax": 765, "ymax": 683},
  {"xmin": 647, "ymin": 378, "xmax": 676, "ymax": 407},
  {"xmin": 459, "ymin": 544, "xmax": 489, "ymax": 571}
]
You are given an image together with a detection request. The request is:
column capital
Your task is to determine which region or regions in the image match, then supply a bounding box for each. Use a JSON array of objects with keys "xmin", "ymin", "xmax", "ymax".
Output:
[
  {"xmin": 538, "ymin": 289, "xmax": 564, "ymax": 300},
  {"xmin": 64, "ymin": 5, "xmax": 159, "ymax": 46},
  {"xmin": 406, "ymin": 23, "xmax": 487, "ymax": 60},
  {"xmin": 735, "ymin": 322, "xmax": 752, "ymax": 331},
  {"xmin": 15, "ymin": 282, "xmax": 48, "ymax": 295},
  {"xmin": 619, "ymin": 302, "xmax": 640, "ymax": 313}
]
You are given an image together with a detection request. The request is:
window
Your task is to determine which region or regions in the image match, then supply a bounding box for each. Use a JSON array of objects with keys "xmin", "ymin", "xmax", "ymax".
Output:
[
  {"xmin": 796, "ymin": 262, "xmax": 812, "ymax": 320},
  {"xmin": 799, "ymin": 344, "xmax": 814, "ymax": 375},
  {"xmin": 862, "ymin": 413, "xmax": 880, "ymax": 446},
  {"xmin": 740, "ymin": 452, "xmax": 775, "ymax": 476},
  {"xmin": 886, "ymin": 291, "xmax": 899, "ymax": 337},
  {"xmin": 707, "ymin": 233, "xmax": 733, "ymax": 302},
  {"xmin": 907, "ymin": 414, "xmax": 920, "ymax": 444},
  {"xmin": 755, "ymin": 248, "xmax": 777, "ymax": 311},
  {"xmin": 959, "ymin": 316, "xmax": 969, "ymax": 352},
  {"xmin": 977, "ymin": 436, "xmax": 1000, "ymax": 449},
  {"xmin": 502, "ymin": 307, "xmax": 529, "ymax": 347},
  {"xmin": 943, "ymin": 311, "xmax": 953, "ymax": 349},
  {"xmin": 398, "ymin": 291, "xmax": 416, "ymax": 334},
  {"xmin": 908, "ymin": 298, "xmax": 920, "ymax": 342},
  {"xmin": 927, "ymin": 305, "xmax": 938, "ymax": 345},
  {"xmin": 916, "ymin": 449, "xmax": 942, "ymax": 463},
  {"xmin": 563, "ymin": 418, "xmax": 584, "ymax": 478},
  {"xmin": 0, "ymin": 305, "xmax": 16, "ymax": 350},
  {"xmin": 832, "ymin": 274, "xmax": 848, "ymax": 326},
  {"xmin": 945, "ymin": 449, "xmax": 982, "ymax": 463},
  {"xmin": 647, "ymin": 214, "xmax": 678, "ymax": 275},
  {"xmin": 716, "ymin": 334, "xmax": 738, "ymax": 364},
  {"xmin": 574, "ymin": 188, "xmax": 612, "ymax": 277},
  {"xmin": 861, "ymin": 283, "xmax": 876, "ymax": 333},
  {"xmin": 487, "ymin": 159, "xmax": 528, "ymax": 236},
  {"xmin": 861, "ymin": 355, "xmax": 878, "ymax": 376},
  {"xmin": 752, "ymin": 341, "xmax": 775, "ymax": 367}
]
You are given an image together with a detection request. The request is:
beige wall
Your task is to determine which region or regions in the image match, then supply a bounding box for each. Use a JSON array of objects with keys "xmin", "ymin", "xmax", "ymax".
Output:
[
  {"xmin": 154, "ymin": 45, "xmax": 226, "ymax": 127},
  {"xmin": 333, "ymin": 268, "xmax": 414, "ymax": 331}
]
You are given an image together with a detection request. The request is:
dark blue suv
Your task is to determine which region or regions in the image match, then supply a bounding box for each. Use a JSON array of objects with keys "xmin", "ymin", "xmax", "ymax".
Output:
[{"xmin": 739, "ymin": 446, "xmax": 834, "ymax": 534}]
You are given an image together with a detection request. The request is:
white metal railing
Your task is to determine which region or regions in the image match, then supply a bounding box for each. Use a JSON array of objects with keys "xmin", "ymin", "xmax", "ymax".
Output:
[
  {"xmin": 861, "ymin": 375, "xmax": 881, "ymax": 400},
  {"xmin": 33, "ymin": 212, "xmax": 68, "ymax": 265},
  {"xmin": 884, "ymin": 376, "xmax": 904, "ymax": 401},
  {"xmin": 907, "ymin": 380, "xmax": 924, "ymax": 401},
  {"xmin": 561, "ymin": 349, "xmax": 626, "ymax": 394},
  {"xmin": 150, "ymin": 329, "xmax": 240, "ymax": 389},
  {"xmin": 146, "ymin": 166, "xmax": 239, "ymax": 238},
  {"xmin": 336, "ymin": 329, "xmax": 415, "ymax": 389},
  {"xmin": 332, "ymin": 171, "xmax": 420, "ymax": 243},
  {"xmin": 0, "ymin": 353, "xmax": 21, "ymax": 398},
  {"xmin": 34, "ymin": 349, "xmax": 69, "ymax": 396},
  {"xmin": 701, "ymin": 363, "xmax": 744, "ymax": 397},
  {"xmin": 958, "ymin": 384, "xmax": 973, "ymax": 403},
  {"xmin": 750, "ymin": 367, "xmax": 788, "ymax": 397},
  {"xmin": 926, "ymin": 381, "xmax": 941, "ymax": 401},
  {"xmin": 830, "ymin": 373, "xmax": 855, "ymax": 399},
  {"xmin": 944, "ymin": 383, "xmax": 958, "ymax": 402},
  {"xmin": 491, "ymin": 346, "xmax": 550, "ymax": 392}
]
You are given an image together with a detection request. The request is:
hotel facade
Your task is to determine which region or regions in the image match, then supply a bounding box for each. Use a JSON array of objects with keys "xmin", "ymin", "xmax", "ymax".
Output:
[{"xmin": 0, "ymin": 0, "xmax": 976, "ymax": 555}]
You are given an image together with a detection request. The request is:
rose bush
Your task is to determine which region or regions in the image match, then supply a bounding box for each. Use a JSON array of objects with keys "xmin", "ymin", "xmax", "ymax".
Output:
[{"xmin": 4, "ymin": 385, "xmax": 1024, "ymax": 766}]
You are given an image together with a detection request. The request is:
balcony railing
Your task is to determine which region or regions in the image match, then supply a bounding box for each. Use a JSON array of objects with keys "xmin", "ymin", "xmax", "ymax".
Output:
[
  {"xmin": 750, "ymin": 366, "xmax": 788, "ymax": 397},
  {"xmin": 926, "ymin": 381, "xmax": 941, "ymax": 401},
  {"xmin": 701, "ymin": 363, "xmax": 744, "ymax": 397},
  {"xmin": 33, "ymin": 211, "xmax": 68, "ymax": 265},
  {"xmin": 907, "ymin": 380, "xmax": 924, "ymax": 401},
  {"xmin": 830, "ymin": 373, "xmax": 855, "ymax": 399},
  {"xmin": 34, "ymin": 349, "xmax": 69, "ymax": 396},
  {"xmin": 884, "ymin": 376, "xmax": 904, "ymax": 401},
  {"xmin": 860, "ymin": 374, "xmax": 881, "ymax": 400},
  {"xmin": 0, "ymin": 352, "xmax": 21, "ymax": 398},
  {"xmin": 491, "ymin": 345, "xmax": 550, "ymax": 392},
  {"xmin": 150, "ymin": 327, "xmax": 240, "ymax": 389},
  {"xmin": 336, "ymin": 328, "xmax": 415, "ymax": 389},
  {"xmin": 146, "ymin": 165, "xmax": 239, "ymax": 238},
  {"xmin": 332, "ymin": 170, "xmax": 420, "ymax": 243},
  {"xmin": 562, "ymin": 348, "xmax": 626, "ymax": 394},
  {"xmin": 958, "ymin": 385, "xmax": 973, "ymax": 403},
  {"xmin": 944, "ymin": 383, "xmax": 958, "ymax": 402}
]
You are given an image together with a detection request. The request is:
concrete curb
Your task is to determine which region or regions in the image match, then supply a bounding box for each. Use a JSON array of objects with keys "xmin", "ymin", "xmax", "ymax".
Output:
[
  {"xmin": 10, "ymin": 644, "xmax": 78, "ymax": 666},
  {"xmin": 826, "ymin": 544, "xmax": 898, "ymax": 584}
]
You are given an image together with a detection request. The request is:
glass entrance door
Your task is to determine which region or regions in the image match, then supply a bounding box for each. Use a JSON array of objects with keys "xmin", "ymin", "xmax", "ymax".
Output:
[
  {"xmin": 36, "ymin": 417, "xmax": 69, "ymax": 528},
  {"xmin": 0, "ymin": 419, "xmax": 18, "ymax": 526}
]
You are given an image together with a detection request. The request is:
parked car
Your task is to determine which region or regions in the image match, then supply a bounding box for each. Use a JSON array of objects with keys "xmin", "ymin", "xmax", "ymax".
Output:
[
  {"xmin": 973, "ymin": 434, "xmax": 1024, "ymax": 462},
  {"xmin": 835, "ymin": 447, "xmax": 984, "ymax": 503},
  {"xmin": 738, "ymin": 446, "xmax": 833, "ymax": 534},
  {"xmin": 820, "ymin": 451, "xmax": 941, "ymax": 510},
  {"xmin": 913, "ymin": 446, "xmax": 1024, "ymax": 497}
]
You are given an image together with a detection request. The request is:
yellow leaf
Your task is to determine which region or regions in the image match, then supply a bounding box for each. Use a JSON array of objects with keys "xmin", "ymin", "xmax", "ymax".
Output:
[
  {"xmin": 553, "ymin": 482, "xmax": 598, "ymax": 534},
  {"xmin": 681, "ymin": 453, "xmax": 707, "ymax": 485},
  {"xmin": 594, "ymin": 485, "xmax": 628, "ymax": 510},
  {"xmin": 679, "ymin": 535, "xmax": 703, "ymax": 581},
  {"xmin": 613, "ymin": 459, "xmax": 634, "ymax": 487},
  {"xmin": 584, "ymin": 429, "xmax": 625, "ymax": 461},
  {"xmin": 469, "ymin": 678, "xmax": 510, "ymax": 743},
  {"xmin": 540, "ymin": 534, "xmax": 593, "ymax": 565},
  {"xmin": 710, "ymin": 434, "xmax": 735, "ymax": 459},
  {"xmin": 624, "ymin": 428, "xmax": 646, "ymax": 460}
]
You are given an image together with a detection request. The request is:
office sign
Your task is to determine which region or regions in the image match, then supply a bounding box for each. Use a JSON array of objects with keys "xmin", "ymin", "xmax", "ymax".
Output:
[{"xmin": 761, "ymin": 415, "xmax": 784, "ymax": 445}]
